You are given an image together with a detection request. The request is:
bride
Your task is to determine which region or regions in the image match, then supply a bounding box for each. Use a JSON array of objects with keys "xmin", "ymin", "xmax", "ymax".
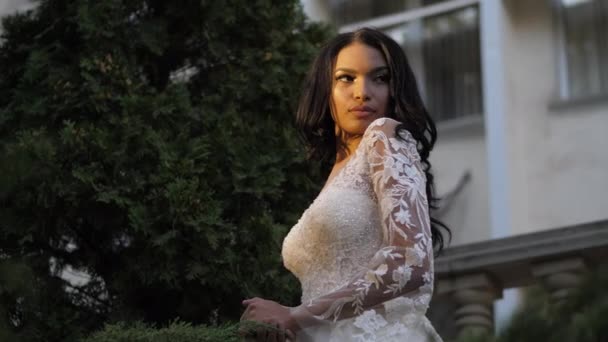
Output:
[{"xmin": 241, "ymin": 27, "xmax": 449, "ymax": 342}]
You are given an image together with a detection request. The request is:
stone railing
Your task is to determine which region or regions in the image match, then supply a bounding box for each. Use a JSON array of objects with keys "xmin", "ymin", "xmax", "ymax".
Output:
[{"xmin": 428, "ymin": 219, "xmax": 608, "ymax": 339}]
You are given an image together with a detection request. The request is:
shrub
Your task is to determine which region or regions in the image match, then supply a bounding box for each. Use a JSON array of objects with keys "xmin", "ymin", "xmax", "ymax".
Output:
[{"xmin": 0, "ymin": 0, "xmax": 333, "ymax": 340}]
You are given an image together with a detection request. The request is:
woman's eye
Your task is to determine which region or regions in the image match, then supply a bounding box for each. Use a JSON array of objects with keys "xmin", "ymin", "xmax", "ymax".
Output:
[
  {"xmin": 374, "ymin": 74, "xmax": 390, "ymax": 83},
  {"xmin": 336, "ymin": 75, "xmax": 354, "ymax": 83}
]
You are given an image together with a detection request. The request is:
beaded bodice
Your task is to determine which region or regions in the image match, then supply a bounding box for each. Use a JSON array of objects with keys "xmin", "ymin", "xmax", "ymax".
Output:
[{"xmin": 283, "ymin": 186, "xmax": 383, "ymax": 303}]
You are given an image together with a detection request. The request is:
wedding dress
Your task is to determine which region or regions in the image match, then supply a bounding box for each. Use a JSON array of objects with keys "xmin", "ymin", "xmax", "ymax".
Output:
[{"xmin": 282, "ymin": 117, "xmax": 443, "ymax": 341}]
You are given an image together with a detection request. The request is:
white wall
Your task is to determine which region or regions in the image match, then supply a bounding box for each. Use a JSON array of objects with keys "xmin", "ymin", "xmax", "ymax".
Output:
[
  {"xmin": 504, "ymin": 0, "xmax": 608, "ymax": 235},
  {"xmin": 432, "ymin": 128, "xmax": 491, "ymax": 245}
]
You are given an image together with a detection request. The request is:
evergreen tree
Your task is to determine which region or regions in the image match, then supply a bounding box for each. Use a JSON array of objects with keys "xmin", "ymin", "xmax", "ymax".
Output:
[{"xmin": 0, "ymin": 0, "xmax": 332, "ymax": 340}]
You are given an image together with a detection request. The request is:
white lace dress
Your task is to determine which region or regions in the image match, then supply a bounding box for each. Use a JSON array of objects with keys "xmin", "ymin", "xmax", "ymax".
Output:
[{"xmin": 282, "ymin": 117, "xmax": 443, "ymax": 341}]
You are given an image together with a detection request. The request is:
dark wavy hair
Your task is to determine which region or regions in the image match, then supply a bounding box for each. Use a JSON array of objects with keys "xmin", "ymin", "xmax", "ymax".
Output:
[{"xmin": 295, "ymin": 27, "xmax": 450, "ymax": 253}]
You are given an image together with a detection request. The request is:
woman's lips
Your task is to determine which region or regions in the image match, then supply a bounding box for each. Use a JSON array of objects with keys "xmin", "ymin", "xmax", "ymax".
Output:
[{"xmin": 349, "ymin": 105, "xmax": 376, "ymax": 118}]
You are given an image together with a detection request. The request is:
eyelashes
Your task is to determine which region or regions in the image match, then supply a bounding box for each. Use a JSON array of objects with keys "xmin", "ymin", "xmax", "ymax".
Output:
[
  {"xmin": 335, "ymin": 74, "xmax": 355, "ymax": 82},
  {"xmin": 374, "ymin": 74, "xmax": 390, "ymax": 83},
  {"xmin": 334, "ymin": 73, "xmax": 390, "ymax": 83}
]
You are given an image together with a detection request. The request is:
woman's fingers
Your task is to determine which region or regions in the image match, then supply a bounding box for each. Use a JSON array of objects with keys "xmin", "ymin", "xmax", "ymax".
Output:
[
  {"xmin": 267, "ymin": 323, "xmax": 282, "ymax": 342},
  {"xmin": 238, "ymin": 320, "xmax": 256, "ymax": 339},
  {"xmin": 285, "ymin": 329, "xmax": 296, "ymax": 341},
  {"xmin": 276, "ymin": 324, "xmax": 287, "ymax": 342},
  {"xmin": 264, "ymin": 323, "xmax": 286, "ymax": 342},
  {"xmin": 250, "ymin": 321, "xmax": 286, "ymax": 342},
  {"xmin": 240, "ymin": 304, "xmax": 253, "ymax": 321},
  {"xmin": 255, "ymin": 322, "xmax": 269, "ymax": 342},
  {"xmin": 265, "ymin": 328, "xmax": 277, "ymax": 342},
  {"xmin": 242, "ymin": 297, "xmax": 261, "ymax": 306},
  {"xmin": 240, "ymin": 298, "xmax": 293, "ymax": 341}
]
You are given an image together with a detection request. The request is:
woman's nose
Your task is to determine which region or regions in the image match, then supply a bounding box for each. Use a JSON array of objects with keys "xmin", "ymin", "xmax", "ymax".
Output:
[{"xmin": 354, "ymin": 79, "xmax": 371, "ymax": 100}]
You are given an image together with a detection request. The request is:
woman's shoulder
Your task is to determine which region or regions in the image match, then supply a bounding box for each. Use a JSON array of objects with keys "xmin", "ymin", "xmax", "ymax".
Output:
[
  {"xmin": 362, "ymin": 117, "xmax": 419, "ymax": 160},
  {"xmin": 364, "ymin": 117, "xmax": 414, "ymax": 142},
  {"xmin": 365, "ymin": 117, "xmax": 400, "ymax": 134}
]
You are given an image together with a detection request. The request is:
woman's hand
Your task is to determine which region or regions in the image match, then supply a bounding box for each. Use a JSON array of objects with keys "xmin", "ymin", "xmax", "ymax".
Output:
[{"xmin": 240, "ymin": 297, "xmax": 299, "ymax": 341}]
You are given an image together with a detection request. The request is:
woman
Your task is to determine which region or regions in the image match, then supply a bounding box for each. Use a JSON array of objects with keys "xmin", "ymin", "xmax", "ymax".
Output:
[{"xmin": 241, "ymin": 27, "xmax": 448, "ymax": 342}]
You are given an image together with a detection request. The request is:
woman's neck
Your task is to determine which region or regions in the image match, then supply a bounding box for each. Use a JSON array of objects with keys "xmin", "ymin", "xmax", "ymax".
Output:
[{"xmin": 336, "ymin": 135, "xmax": 362, "ymax": 163}]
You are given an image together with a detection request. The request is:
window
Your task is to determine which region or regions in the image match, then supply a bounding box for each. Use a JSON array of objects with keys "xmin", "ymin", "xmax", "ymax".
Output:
[
  {"xmin": 385, "ymin": 7, "xmax": 482, "ymax": 121},
  {"xmin": 330, "ymin": 0, "xmax": 482, "ymax": 122},
  {"xmin": 556, "ymin": 0, "xmax": 608, "ymax": 99}
]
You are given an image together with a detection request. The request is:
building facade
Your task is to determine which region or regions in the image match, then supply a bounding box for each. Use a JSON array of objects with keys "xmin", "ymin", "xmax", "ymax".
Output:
[{"xmin": 302, "ymin": 0, "xmax": 608, "ymax": 338}]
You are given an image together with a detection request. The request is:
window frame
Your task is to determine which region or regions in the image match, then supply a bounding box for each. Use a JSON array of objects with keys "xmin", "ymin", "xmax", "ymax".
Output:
[{"xmin": 338, "ymin": 0, "xmax": 480, "ymax": 33}]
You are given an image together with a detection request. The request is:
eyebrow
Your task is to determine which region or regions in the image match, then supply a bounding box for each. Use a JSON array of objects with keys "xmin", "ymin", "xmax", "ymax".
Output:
[{"xmin": 334, "ymin": 66, "xmax": 389, "ymax": 74}]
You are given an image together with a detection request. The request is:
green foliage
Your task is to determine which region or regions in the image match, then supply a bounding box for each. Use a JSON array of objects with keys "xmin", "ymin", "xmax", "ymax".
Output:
[
  {"xmin": 0, "ymin": 0, "xmax": 333, "ymax": 340},
  {"xmin": 457, "ymin": 264, "xmax": 608, "ymax": 342},
  {"xmin": 82, "ymin": 320, "xmax": 283, "ymax": 342},
  {"xmin": 83, "ymin": 321, "xmax": 241, "ymax": 342}
]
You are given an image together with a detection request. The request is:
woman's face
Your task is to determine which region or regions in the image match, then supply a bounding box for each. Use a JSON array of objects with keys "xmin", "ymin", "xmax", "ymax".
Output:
[{"xmin": 331, "ymin": 42, "xmax": 390, "ymax": 138}]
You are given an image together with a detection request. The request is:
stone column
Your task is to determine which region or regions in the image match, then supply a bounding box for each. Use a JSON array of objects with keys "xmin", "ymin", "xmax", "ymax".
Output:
[
  {"xmin": 437, "ymin": 273, "xmax": 502, "ymax": 337},
  {"xmin": 532, "ymin": 257, "xmax": 587, "ymax": 303}
]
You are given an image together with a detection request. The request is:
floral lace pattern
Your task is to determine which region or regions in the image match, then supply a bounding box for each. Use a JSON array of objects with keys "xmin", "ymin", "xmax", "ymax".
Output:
[{"xmin": 282, "ymin": 117, "xmax": 440, "ymax": 341}]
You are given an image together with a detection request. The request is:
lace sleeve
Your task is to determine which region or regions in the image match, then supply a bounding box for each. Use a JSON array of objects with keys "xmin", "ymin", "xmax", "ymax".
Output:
[{"xmin": 290, "ymin": 118, "xmax": 434, "ymax": 327}]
